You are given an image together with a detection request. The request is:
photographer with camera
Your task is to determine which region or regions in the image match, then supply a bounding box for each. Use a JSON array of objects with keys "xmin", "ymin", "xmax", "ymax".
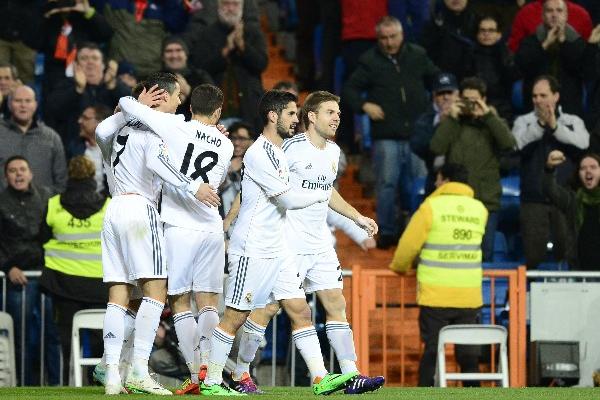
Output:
[{"xmin": 430, "ymin": 76, "xmax": 516, "ymax": 261}]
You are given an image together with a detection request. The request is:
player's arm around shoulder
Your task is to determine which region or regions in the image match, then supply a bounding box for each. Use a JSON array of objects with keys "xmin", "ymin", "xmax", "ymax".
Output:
[{"xmin": 389, "ymin": 200, "xmax": 433, "ymax": 274}]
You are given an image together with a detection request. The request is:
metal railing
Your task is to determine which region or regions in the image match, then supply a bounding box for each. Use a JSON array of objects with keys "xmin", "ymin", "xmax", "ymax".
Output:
[{"xmin": 0, "ymin": 270, "xmax": 63, "ymax": 386}]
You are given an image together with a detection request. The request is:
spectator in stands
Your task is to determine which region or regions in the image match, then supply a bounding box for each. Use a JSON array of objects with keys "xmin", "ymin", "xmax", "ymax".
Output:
[
  {"xmin": 0, "ymin": 85, "xmax": 67, "ymax": 195},
  {"xmin": 512, "ymin": 75, "xmax": 589, "ymax": 269},
  {"xmin": 161, "ymin": 36, "xmax": 213, "ymax": 120},
  {"xmin": 0, "ymin": 156, "xmax": 61, "ymax": 385},
  {"xmin": 221, "ymin": 121, "xmax": 255, "ymax": 217},
  {"xmin": 388, "ymin": 0, "xmax": 430, "ymax": 43},
  {"xmin": 0, "ymin": 0, "xmax": 42, "ymax": 84},
  {"xmin": 390, "ymin": 163, "xmax": 486, "ymax": 387},
  {"xmin": 0, "ymin": 63, "xmax": 20, "ymax": 118},
  {"xmin": 344, "ymin": 16, "xmax": 438, "ymax": 249},
  {"xmin": 430, "ymin": 77, "xmax": 516, "ymax": 261},
  {"xmin": 544, "ymin": 151, "xmax": 600, "ymax": 270},
  {"xmin": 77, "ymin": 104, "xmax": 112, "ymax": 193},
  {"xmin": 515, "ymin": 0, "xmax": 599, "ymax": 117},
  {"xmin": 584, "ymin": 26, "xmax": 600, "ymax": 149},
  {"xmin": 411, "ymin": 72, "xmax": 460, "ymax": 195},
  {"xmin": 508, "ymin": 0, "xmax": 592, "ymax": 53},
  {"xmin": 45, "ymin": 42, "xmax": 130, "ymax": 157},
  {"xmin": 465, "ymin": 14, "xmax": 521, "ymax": 122},
  {"xmin": 99, "ymin": 0, "xmax": 189, "ymax": 79},
  {"xmin": 421, "ymin": 0, "xmax": 479, "ymax": 82},
  {"xmin": 272, "ymin": 80, "xmax": 299, "ymax": 97},
  {"xmin": 186, "ymin": 0, "xmax": 268, "ymax": 129},
  {"xmin": 40, "ymin": 155, "xmax": 109, "ymax": 383},
  {"xmin": 116, "ymin": 61, "xmax": 137, "ymax": 90},
  {"xmin": 183, "ymin": 0, "xmax": 259, "ymax": 30},
  {"xmin": 41, "ymin": 0, "xmax": 113, "ymax": 95}
]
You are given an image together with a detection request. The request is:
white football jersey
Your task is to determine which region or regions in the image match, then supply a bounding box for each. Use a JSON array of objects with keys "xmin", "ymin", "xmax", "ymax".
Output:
[
  {"xmin": 96, "ymin": 112, "xmax": 125, "ymax": 196},
  {"xmin": 228, "ymin": 135, "xmax": 291, "ymax": 258},
  {"xmin": 282, "ymin": 133, "xmax": 341, "ymax": 254},
  {"xmin": 105, "ymin": 121, "xmax": 199, "ymax": 205},
  {"xmin": 119, "ymin": 97, "xmax": 233, "ymax": 233}
]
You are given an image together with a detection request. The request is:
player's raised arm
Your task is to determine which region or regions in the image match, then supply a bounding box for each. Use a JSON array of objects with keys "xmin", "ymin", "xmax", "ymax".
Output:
[
  {"xmin": 145, "ymin": 135, "xmax": 221, "ymax": 207},
  {"xmin": 119, "ymin": 91, "xmax": 174, "ymax": 140},
  {"xmin": 95, "ymin": 112, "xmax": 127, "ymax": 163}
]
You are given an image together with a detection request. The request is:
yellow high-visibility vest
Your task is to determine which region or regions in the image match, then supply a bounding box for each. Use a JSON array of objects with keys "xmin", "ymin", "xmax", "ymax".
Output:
[
  {"xmin": 44, "ymin": 195, "xmax": 108, "ymax": 278},
  {"xmin": 417, "ymin": 195, "xmax": 487, "ymax": 308}
]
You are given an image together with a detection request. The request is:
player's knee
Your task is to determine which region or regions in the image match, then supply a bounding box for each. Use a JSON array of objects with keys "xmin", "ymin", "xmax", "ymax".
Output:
[
  {"xmin": 264, "ymin": 302, "xmax": 281, "ymax": 319},
  {"xmin": 282, "ymin": 299, "xmax": 312, "ymax": 326},
  {"xmin": 323, "ymin": 295, "xmax": 347, "ymax": 320}
]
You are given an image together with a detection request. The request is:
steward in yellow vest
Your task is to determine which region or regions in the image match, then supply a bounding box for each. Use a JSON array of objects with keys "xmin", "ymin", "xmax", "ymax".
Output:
[
  {"xmin": 39, "ymin": 156, "xmax": 109, "ymax": 382},
  {"xmin": 389, "ymin": 164, "xmax": 487, "ymax": 387}
]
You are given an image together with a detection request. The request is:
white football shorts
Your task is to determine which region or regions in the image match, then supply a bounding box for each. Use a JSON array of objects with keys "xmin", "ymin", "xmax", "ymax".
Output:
[
  {"xmin": 102, "ymin": 195, "xmax": 167, "ymax": 283},
  {"xmin": 296, "ymin": 248, "xmax": 343, "ymax": 293},
  {"xmin": 225, "ymin": 253, "xmax": 305, "ymax": 311},
  {"xmin": 165, "ymin": 225, "xmax": 225, "ymax": 295}
]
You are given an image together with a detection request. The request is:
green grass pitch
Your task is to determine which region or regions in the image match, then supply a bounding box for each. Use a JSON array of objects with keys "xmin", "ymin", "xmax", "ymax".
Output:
[{"xmin": 0, "ymin": 387, "xmax": 598, "ymax": 399}]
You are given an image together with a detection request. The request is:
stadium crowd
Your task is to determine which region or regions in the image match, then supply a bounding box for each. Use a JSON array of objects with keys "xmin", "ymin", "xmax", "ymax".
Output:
[{"xmin": 0, "ymin": 0, "xmax": 599, "ymax": 390}]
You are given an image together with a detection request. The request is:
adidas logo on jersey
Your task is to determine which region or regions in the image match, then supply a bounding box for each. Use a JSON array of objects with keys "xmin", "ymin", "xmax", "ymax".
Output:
[
  {"xmin": 305, "ymin": 163, "xmax": 313, "ymax": 169},
  {"xmin": 104, "ymin": 332, "xmax": 116, "ymax": 339}
]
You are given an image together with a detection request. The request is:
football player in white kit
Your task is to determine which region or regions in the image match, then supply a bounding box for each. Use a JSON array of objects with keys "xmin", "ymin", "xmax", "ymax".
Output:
[
  {"xmin": 96, "ymin": 72, "xmax": 220, "ymax": 395},
  {"xmin": 227, "ymin": 91, "xmax": 384, "ymax": 394},
  {"xmin": 118, "ymin": 84, "xmax": 234, "ymax": 395},
  {"xmin": 200, "ymin": 90, "xmax": 359, "ymax": 396}
]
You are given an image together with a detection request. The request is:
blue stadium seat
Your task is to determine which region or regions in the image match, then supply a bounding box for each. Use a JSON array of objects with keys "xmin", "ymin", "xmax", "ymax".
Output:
[
  {"xmin": 409, "ymin": 176, "xmax": 426, "ymax": 213},
  {"xmin": 511, "ymin": 80, "xmax": 524, "ymax": 114}
]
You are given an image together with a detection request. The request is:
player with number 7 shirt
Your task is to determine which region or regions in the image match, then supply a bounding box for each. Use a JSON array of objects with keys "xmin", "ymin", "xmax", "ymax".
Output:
[{"xmin": 118, "ymin": 80, "xmax": 233, "ymax": 395}]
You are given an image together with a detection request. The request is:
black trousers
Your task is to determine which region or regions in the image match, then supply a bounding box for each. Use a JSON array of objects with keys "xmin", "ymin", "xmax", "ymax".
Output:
[
  {"xmin": 53, "ymin": 296, "xmax": 105, "ymax": 383},
  {"xmin": 418, "ymin": 306, "xmax": 481, "ymax": 387}
]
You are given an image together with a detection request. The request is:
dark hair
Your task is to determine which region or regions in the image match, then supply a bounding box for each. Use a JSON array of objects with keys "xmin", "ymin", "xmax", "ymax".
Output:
[
  {"xmin": 273, "ymin": 80, "xmax": 298, "ymax": 93},
  {"xmin": 460, "ymin": 77, "xmax": 487, "ymax": 97},
  {"xmin": 258, "ymin": 90, "xmax": 298, "ymax": 126},
  {"xmin": 228, "ymin": 121, "xmax": 257, "ymax": 140},
  {"xmin": 131, "ymin": 82, "xmax": 145, "ymax": 98},
  {"xmin": 4, "ymin": 155, "xmax": 29, "ymax": 175},
  {"xmin": 0, "ymin": 63, "xmax": 18, "ymax": 80},
  {"xmin": 576, "ymin": 153, "xmax": 600, "ymax": 187},
  {"xmin": 90, "ymin": 104, "xmax": 112, "ymax": 122},
  {"xmin": 162, "ymin": 36, "xmax": 189, "ymax": 56},
  {"xmin": 477, "ymin": 13, "xmax": 501, "ymax": 32},
  {"xmin": 77, "ymin": 42, "xmax": 104, "ymax": 62},
  {"xmin": 533, "ymin": 74, "xmax": 561, "ymax": 94},
  {"xmin": 302, "ymin": 91, "xmax": 340, "ymax": 128},
  {"xmin": 190, "ymin": 84, "xmax": 223, "ymax": 116},
  {"xmin": 437, "ymin": 163, "xmax": 469, "ymax": 184},
  {"xmin": 143, "ymin": 71, "xmax": 179, "ymax": 95}
]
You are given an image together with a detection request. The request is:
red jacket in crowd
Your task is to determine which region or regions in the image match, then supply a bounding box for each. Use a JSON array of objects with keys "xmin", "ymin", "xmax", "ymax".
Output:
[
  {"xmin": 340, "ymin": 0, "xmax": 388, "ymax": 41},
  {"xmin": 508, "ymin": 0, "xmax": 593, "ymax": 53}
]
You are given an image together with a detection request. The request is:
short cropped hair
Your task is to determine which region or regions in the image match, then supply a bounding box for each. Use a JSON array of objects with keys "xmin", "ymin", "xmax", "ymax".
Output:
[
  {"xmin": 191, "ymin": 84, "xmax": 224, "ymax": 116},
  {"xmin": 229, "ymin": 121, "xmax": 257, "ymax": 140},
  {"xmin": 533, "ymin": 74, "xmax": 561, "ymax": 94},
  {"xmin": 302, "ymin": 91, "xmax": 340, "ymax": 128},
  {"xmin": 438, "ymin": 163, "xmax": 469, "ymax": 184},
  {"xmin": 258, "ymin": 90, "xmax": 298, "ymax": 126},
  {"xmin": 375, "ymin": 16, "xmax": 403, "ymax": 35},
  {"xmin": 460, "ymin": 77, "xmax": 487, "ymax": 97},
  {"xmin": 4, "ymin": 155, "xmax": 29, "ymax": 175},
  {"xmin": 142, "ymin": 71, "xmax": 179, "ymax": 95}
]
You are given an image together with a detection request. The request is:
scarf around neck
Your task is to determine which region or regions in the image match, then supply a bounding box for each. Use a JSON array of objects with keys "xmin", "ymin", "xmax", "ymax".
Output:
[{"xmin": 575, "ymin": 185, "xmax": 600, "ymax": 229}]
